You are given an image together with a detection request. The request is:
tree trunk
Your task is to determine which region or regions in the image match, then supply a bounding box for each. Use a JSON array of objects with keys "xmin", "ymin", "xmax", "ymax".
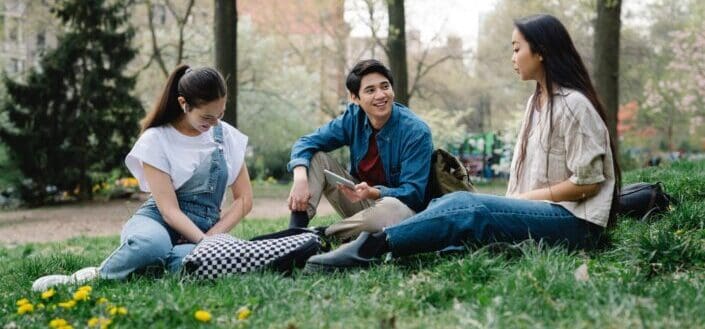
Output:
[
  {"xmin": 215, "ymin": 0, "xmax": 238, "ymax": 127},
  {"xmin": 386, "ymin": 0, "xmax": 409, "ymax": 106},
  {"xmin": 593, "ymin": 0, "xmax": 621, "ymax": 150}
]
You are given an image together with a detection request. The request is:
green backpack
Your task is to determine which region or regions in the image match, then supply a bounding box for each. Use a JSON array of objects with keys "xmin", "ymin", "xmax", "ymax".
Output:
[{"xmin": 428, "ymin": 148, "xmax": 475, "ymax": 199}]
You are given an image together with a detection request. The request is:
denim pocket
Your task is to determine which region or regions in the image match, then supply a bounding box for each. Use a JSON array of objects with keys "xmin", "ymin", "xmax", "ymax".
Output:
[{"xmin": 182, "ymin": 206, "xmax": 217, "ymax": 232}]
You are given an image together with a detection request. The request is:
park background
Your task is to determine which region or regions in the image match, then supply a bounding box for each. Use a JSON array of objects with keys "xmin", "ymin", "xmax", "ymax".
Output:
[
  {"xmin": 0, "ymin": 0, "xmax": 703, "ymax": 207},
  {"xmin": 1, "ymin": 0, "xmax": 705, "ymax": 328}
]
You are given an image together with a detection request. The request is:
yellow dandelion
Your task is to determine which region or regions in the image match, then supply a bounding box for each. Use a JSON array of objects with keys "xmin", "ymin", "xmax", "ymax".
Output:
[
  {"xmin": 17, "ymin": 303, "xmax": 34, "ymax": 315},
  {"xmin": 88, "ymin": 317, "xmax": 112, "ymax": 328},
  {"xmin": 73, "ymin": 289, "xmax": 90, "ymax": 301},
  {"xmin": 58, "ymin": 326, "xmax": 74, "ymax": 329},
  {"xmin": 49, "ymin": 318, "xmax": 69, "ymax": 328},
  {"xmin": 108, "ymin": 306, "xmax": 128, "ymax": 316},
  {"xmin": 78, "ymin": 285, "xmax": 93, "ymax": 292},
  {"xmin": 675, "ymin": 229, "xmax": 685, "ymax": 236},
  {"xmin": 96, "ymin": 297, "xmax": 109, "ymax": 305},
  {"xmin": 42, "ymin": 288, "xmax": 56, "ymax": 300},
  {"xmin": 58, "ymin": 300, "xmax": 77, "ymax": 309},
  {"xmin": 16, "ymin": 298, "xmax": 30, "ymax": 306},
  {"xmin": 194, "ymin": 310, "xmax": 212, "ymax": 323},
  {"xmin": 236, "ymin": 306, "xmax": 252, "ymax": 321}
]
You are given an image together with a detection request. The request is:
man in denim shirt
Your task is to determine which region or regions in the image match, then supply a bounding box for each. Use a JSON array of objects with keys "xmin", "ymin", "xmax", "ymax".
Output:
[{"xmin": 287, "ymin": 59, "xmax": 433, "ymax": 240}]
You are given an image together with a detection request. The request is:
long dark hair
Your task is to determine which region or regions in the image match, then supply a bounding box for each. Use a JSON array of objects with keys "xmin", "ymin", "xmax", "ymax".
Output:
[
  {"xmin": 513, "ymin": 14, "xmax": 622, "ymax": 226},
  {"xmin": 141, "ymin": 64, "xmax": 227, "ymax": 133}
]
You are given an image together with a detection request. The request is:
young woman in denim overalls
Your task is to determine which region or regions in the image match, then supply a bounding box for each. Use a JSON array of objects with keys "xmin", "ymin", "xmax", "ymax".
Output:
[{"xmin": 32, "ymin": 65, "xmax": 252, "ymax": 291}]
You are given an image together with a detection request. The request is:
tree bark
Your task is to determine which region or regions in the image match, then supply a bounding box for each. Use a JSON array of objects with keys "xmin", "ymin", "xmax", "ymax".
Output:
[
  {"xmin": 386, "ymin": 0, "xmax": 409, "ymax": 106},
  {"xmin": 593, "ymin": 0, "xmax": 621, "ymax": 149},
  {"xmin": 215, "ymin": 0, "xmax": 238, "ymax": 127}
]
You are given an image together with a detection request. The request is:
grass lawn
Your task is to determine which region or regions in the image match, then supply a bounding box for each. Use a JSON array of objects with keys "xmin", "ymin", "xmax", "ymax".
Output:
[{"xmin": 2, "ymin": 161, "xmax": 705, "ymax": 328}]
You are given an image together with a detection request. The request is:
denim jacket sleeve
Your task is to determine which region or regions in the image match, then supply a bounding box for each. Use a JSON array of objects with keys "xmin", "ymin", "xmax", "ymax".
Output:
[
  {"xmin": 287, "ymin": 109, "xmax": 352, "ymax": 172},
  {"xmin": 376, "ymin": 128, "xmax": 433, "ymax": 212}
]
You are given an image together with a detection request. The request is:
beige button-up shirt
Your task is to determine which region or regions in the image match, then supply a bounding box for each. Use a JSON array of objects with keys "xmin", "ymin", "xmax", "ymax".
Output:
[{"xmin": 506, "ymin": 87, "xmax": 615, "ymax": 227}]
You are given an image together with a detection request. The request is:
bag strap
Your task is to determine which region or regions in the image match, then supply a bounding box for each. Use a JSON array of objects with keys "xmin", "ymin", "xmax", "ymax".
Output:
[{"xmin": 639, "ymin": 207, "xmax": 659, "ymax": 221}]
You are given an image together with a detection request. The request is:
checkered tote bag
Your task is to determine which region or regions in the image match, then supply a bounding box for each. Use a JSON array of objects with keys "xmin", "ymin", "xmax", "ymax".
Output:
[{"xmin": 182, "ymin": 231, "xmax": 323, "ymax": 279}]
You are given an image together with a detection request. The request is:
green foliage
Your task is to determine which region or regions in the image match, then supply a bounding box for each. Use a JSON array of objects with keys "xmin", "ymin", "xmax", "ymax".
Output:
[
  {"xmin": 0, "ymin": 142, "xmax": 23, "ymax": 188},
  {"xmin": 237, "ymin": 27, "xmax": 319, "ymax": 180},
  {"xmin": 0, "ymin": 0, "xmax": 142, "ymax": 205}
]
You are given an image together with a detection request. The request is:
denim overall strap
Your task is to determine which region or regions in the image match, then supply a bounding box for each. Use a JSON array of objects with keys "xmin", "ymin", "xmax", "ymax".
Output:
[
  {"xmin": 174, "ymin": 123, "xmax": 229, "ymax": 230},
  {"xmin": 204, "ymin": 122, "xmax": 228, "ymax": 211}
]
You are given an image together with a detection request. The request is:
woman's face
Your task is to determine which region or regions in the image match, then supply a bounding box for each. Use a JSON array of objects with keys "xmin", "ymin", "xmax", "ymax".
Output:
[
  {"xmin": 179, "ymin": 96, "xmax": 226, "ymax": 133},
  {"xmin": 511, "ymin": 29, "xmax": 544, "ymax": 81}
]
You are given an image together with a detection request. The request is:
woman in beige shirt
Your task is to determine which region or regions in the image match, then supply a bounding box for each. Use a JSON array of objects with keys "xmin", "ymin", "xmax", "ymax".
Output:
[{"xmin": 305, "ymin": 14, "xmax": 621, "ymax": 271}]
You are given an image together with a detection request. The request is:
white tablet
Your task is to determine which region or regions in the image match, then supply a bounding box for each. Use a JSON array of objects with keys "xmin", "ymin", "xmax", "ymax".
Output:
[{"xmin": 323, "ymin": 169, "xmax": 356, "ymax": 188}]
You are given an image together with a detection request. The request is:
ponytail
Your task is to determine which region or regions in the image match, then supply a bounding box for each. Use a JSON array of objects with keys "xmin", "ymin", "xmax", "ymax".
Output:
[
  {"xmin": 140, "ymin": 64, "xmax": 190, "ymax": 133},
  {"xmin": 140, "ymin": 64, "xmax": 227, "ymax": 134}
]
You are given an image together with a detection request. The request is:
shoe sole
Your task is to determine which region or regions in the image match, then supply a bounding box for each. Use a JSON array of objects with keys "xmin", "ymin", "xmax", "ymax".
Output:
[{"xmin": 303, "ymin": 261, "xmax": 373, "ymax": 274}]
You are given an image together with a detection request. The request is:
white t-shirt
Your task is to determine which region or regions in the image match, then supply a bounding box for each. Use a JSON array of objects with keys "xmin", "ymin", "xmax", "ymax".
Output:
[{"xmin": 125, "ymin": 121, "xmax": 248, "ymax": 193}]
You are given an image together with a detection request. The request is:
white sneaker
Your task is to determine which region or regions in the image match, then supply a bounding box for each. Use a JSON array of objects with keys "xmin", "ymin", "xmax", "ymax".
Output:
[
  {"xmin": 31, "ymin": 267, "xmax": 100, "ymax": 292},
  {"xmin": 31, "ymin": 274, "xmax": 70, "ymax": 292}
]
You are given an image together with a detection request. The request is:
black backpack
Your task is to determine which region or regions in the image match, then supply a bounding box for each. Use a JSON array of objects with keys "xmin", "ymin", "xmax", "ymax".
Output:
[{"xmin": 617, "ymin": 182, "xmax": 676, "ymax": 221}]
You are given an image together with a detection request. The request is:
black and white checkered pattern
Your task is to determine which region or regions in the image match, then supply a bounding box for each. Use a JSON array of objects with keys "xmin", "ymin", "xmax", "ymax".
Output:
[{"xmin": 182, "ymin": 233, "xmax": 320, "ymax": 279}]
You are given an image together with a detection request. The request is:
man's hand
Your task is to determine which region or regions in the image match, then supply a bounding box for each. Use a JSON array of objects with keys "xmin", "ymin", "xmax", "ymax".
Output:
[
  {"xmin": 288, "ymin": 167, "xmax": 311, "ymax": 211},
  {"xmin": 339, "ymin": 182, "xmax": 380, "ymax": 203}
]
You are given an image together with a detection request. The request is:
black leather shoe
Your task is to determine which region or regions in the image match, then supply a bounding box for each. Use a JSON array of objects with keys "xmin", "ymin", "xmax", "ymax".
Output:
[{"xmin": 304, "ymin": 232, "xmax": 387, "ymax": 273}]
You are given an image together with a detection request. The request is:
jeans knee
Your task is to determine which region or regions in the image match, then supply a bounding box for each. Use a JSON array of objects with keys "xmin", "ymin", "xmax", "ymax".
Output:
[
  {"xmin": 124, "ymin": 233, "xmax": 171, "ymax": 258},
  {"xmin": 432, "ymin": 191, "xmax": 478, "ymax": 209}
]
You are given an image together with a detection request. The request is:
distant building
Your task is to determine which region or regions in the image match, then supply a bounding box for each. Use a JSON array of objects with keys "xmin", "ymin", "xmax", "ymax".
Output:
[{"xmin": 0, "ymin": 0, "xmax": 58, "ymax": 80}]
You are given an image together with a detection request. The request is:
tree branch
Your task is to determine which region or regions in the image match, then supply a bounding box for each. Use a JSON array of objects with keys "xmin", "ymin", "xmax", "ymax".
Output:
[
  {"xmin": 363, "ymin": 0, "xmax": 390, "ymax": 57},
  {"xmin": 146, "ymin": 0, "xmax": 168, "ymax": 76}
]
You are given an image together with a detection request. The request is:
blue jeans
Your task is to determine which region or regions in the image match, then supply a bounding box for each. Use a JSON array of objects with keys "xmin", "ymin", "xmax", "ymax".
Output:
[
  {"xmin": 99, "ymin": 213, "xmax": 198, "ymax": 279},
  {"xmin": 99, "ymin": 124, "xmax": 228, "ymax": 279},
  {"xmin": 385, "ymin": 192, "xmax": 604, "ymax": 257}
]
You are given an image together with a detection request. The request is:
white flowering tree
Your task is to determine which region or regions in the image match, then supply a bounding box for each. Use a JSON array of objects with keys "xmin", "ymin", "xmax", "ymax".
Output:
[{"xmin": 642, "ymin": 21, "xmax": 705, "ymax": 151}]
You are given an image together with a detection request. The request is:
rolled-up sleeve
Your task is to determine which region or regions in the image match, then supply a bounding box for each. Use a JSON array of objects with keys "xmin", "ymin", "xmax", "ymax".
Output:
[
  {"xmin": 563, "ymin": 101, "xmax": 608, "ymax": 185},
  {"xmin": 287, "ymin": 109, "xmax": 351, "ymax": 172}
]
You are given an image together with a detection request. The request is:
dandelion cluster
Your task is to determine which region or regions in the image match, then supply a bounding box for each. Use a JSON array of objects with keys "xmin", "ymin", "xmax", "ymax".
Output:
[
  {"xmin": 12, "ymin": 285, "xmax": 128, "ymax": 329},
  {"xmin": 14, "ymin": 284, "xmax": 254, "ymax": 327}
]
